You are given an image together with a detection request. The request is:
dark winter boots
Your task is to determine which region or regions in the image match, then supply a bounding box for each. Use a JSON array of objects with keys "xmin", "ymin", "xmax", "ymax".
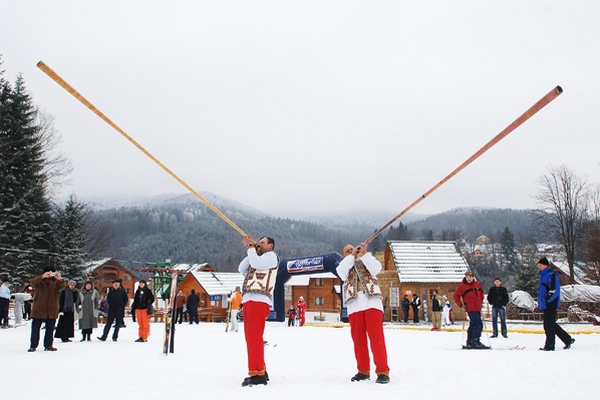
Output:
[
  {"xmin": 351, "ymin": 373, "xmax": 370, "ymax": 382},
  {"xmin": 241, "ymin": 375, "xmax": 268, "ymax": 387},
  {"xmin": 465, "ymin": 340, "xmax": 491, "ymax": 350}
]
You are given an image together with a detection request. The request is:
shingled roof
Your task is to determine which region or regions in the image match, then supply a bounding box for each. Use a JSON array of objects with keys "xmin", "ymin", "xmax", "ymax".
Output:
[
  {"xmin": 191, "ymin": 271, "xmax": 245, "ymax": 296},
  {"xmin": 388, "ymin": 241, "xmax": 469, "ymax": 283}
]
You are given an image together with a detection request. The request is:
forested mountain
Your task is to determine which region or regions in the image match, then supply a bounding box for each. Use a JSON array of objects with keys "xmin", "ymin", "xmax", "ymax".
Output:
[
  {"xmin": 406, "ymin": 207, "xmax": 538, "ymax": 243},
  {"xmin": 89, "ymin": 193, "xmax": 540, "ymax": 272}
]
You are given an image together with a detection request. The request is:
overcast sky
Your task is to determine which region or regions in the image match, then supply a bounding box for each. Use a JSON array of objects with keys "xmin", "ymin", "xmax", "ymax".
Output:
[{"xmin": 2, "ymin": 1, "xmax": 600, "ymax": 219}]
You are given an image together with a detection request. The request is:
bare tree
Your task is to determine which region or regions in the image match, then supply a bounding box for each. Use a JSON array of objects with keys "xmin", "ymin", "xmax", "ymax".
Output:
[
  {"xmin": 36, "ymin": 110, "xmax": 73, "ymax": 195},
  {"xmin": 534, "ymin": 165, "xmax": 588, "ymax": 284},
  {"xmin": 84, "ymin": 211, "xmax": 115, "ymax": 259},
  {"xmin": 581, "ymin": 184, "xmax": 600, "ymax": 284}
]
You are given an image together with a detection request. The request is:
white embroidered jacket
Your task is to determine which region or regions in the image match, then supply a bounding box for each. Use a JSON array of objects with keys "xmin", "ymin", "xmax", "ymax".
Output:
[{"xmin": 238, "ymin": 248, "xmax": 279, "ymax": 305}]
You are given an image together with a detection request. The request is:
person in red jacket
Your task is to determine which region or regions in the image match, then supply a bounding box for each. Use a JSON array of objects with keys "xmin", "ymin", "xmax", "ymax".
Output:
[
  {"xmin": 296, "ymin": 296, "xmax": 307, "ymax": 327},
  {"xmin": 453, "ymin": 271, "xmax": 489, "ymax": 349}
]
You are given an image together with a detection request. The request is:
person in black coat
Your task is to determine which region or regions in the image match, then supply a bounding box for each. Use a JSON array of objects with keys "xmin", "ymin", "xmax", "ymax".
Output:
[
  {"xmin": 54, "ymin": 280, "xmax": 79, "ymax": 342},
  {"xmin": 401, "ymin": 295, "xmax": 410, "ymax": 322},
  {"xmin": 186, "ymin": 289, "xmax": 200, "ymax": 324},
  {"xmin": 411, "ymin": 294, "xmax": 421, "ymax": 323},
  {"xmin": 487, "ymin": 277, "xmax": 509, "ymax": 338},
  {"xmin": 98, "ymin": 280, "xmax": 129, "ymax": 342},
  {"xmin": 131, "ymin": 280, "xmax": 155, "ymax": 342}
]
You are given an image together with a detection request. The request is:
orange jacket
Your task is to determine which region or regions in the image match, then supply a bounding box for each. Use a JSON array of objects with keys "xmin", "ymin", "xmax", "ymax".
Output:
[{"xmin": 229, "ymin": 290, "xmax": 242, "ymax": 309}]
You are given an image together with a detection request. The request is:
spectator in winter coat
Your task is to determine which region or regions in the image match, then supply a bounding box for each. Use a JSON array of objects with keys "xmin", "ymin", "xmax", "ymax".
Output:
[
  {"xmin": 186, "ymin": 289, "xmax": 200, "ymax": 324},
  {"xmin": 23, "ymin": 280, "xmax": 34, "ymax": 320},
  {"xmin": 537, "ymin": 257, "xmax": 575, "ymax": 351},
  {"xmin": 287, "ymin": 306, "xmax": 297, "ymax": 327},
  {"xmin": 454, "ymin": 271, "xmax": 489, "ymax": 349},
  {"xmin": 401, "ymin": 295, "xmax": 410, "ymax": 322},
  {"xmin": 97, "ymin": 280, "xmax": 129, "ymax": 342},
  {"xmin": 411, "ymin": 294, "xmax": 420, "ymax": 323},
  {"xmin": 296, "ymin": 296, "xmax": 307, "ymax": 326},
  {"xmin": 442, "ymin": 295, "xmax": 452, "ymax": 326},
  {"xmin": 337, "ymin": 242, "xmax": 390, "ymax": 384},
  {"xmin": 77, "ymin": 281, "xmax": 99, "ymax": 341},
  {"xmin": 238, "ymin": 235, "xmax": 278, "ymax": 387},
  {"xmin": 175, "ymin": 290, "xmax": 187, "ymax": 324},
  {"xmin": 0, "ymin": 277, "xmax": 10, "ymax": 328},
  {"xmin": 430, "ymin": 290, "xmax": 443, "ymax": 331},
  {"xmin": 54, "ymin": 280, "xmax": 79, "ymax": 342},
  {"xmin": 487, "ymin": 278, "xmax": 509, "ymax": 338},
  {"xmin": 28, "ymin": 266, "xmax": 67, "ymax": 352},
  {"xmin": 228, "ymin": 287, "xmax": 243, "ymax": 332},
  {"xmin": 131, "ymin": 280, "xmax": 155, "ymax": 342}
]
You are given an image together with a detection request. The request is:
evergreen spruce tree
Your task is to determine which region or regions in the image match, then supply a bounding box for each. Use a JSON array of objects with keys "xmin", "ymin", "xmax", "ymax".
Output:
[
  {"xmin": 514, "ymin": 249, "xmax": 539, "ymax": 298},
  {"xmin": 499, "ymin": 226, "xmax": 518, "ymax": 271},
  {"xmin": 52, "ymin": 195, "xmax": 89, "ymax": 281},
  {"xmin": 370, "ymin": 229, "xmax": 383, "ymax": 252},
  {"xmin": 0, "ymin": 67, "xmax": 54, "ymax": 282}
]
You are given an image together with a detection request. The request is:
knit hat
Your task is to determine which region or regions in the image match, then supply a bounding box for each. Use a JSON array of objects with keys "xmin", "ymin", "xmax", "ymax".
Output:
[
  {"xmin": 538, "ymin": 257, "xmax": 550, "ymax": 265},
  {"xmin": 68, "ymin": 280, "xmax": 76, "ymax": 285}
]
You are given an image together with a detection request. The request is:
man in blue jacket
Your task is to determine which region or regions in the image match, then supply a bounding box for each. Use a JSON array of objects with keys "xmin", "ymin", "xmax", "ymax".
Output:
[{"xmin": 537, "ymin": 257, "xmax": 575, "ymax": 351}]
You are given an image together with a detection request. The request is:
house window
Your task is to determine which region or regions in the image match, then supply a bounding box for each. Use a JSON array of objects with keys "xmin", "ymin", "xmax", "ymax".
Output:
[
  {"xmin": 316, "ymin": 297, "xmax": 324, "ymax": 305},
  {"xmin": 315, "ymin": 278, "xmax": 324, "ymax": 287},
  {"xmin": 123, "ymin": 275, "xmax": 131, "ymax": 281}
]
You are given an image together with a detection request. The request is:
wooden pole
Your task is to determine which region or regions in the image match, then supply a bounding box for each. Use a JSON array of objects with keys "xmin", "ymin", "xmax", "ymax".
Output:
[
  {"xmin": 364, "ymin": 86, "xmax": 563, "ymax": 244},
  {"xmin": 37, "ymin": 61, "xmax": 249, "ymax": 238}
]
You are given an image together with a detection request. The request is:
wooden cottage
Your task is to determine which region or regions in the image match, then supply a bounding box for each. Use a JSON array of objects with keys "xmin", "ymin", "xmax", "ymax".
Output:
[
  {"xmin": 380, "ymin": 241, "xmax": 470, "ymax": 322},
  {"xmin": 284, "ymin": 272, "xmax": 342, "ymax": 320},
  {"xmin": 177, "ymin": 269, "xmax": 245, "ymax": 322},
  {"xmin": 87, "ymin": 258, "xmax": 137, "ymax": 298}
]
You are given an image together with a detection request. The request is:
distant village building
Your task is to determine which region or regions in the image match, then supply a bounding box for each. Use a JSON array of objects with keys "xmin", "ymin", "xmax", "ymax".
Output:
[
  {"xmin": 379, "ymin": 241, "xmax": 470, "ymax": 322},
  {"xmin": 178, "ymin": 269, "xmax": 244, "ymax": 322},
  {"xmin": 86, "ymin": 258, "xmax": 136, "ymax": 297},
  {"xmin": 284, "ymin": 272, "xmax": 341, "ymax": 321}
]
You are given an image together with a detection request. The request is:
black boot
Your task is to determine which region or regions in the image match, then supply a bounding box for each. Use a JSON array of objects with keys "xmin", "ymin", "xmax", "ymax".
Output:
[{"xmin": 241, "ymin": 375, "xmax": 268, "ymax": 387}]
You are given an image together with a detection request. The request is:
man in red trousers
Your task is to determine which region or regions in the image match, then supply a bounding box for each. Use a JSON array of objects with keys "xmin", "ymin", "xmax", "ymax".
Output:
[
  {"xmin": 238, "ymin": 235, "xmax": 278, "ymax": 387},
  {"xmin": 337, "ymin": 242, "xmax": 390, "ymax": 384}
]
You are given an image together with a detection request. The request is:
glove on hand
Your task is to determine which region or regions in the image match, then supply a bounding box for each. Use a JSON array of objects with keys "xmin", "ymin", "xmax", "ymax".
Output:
[{"xmin": 460, "ymin": 305, "xmax": 467, "ymax": 311}]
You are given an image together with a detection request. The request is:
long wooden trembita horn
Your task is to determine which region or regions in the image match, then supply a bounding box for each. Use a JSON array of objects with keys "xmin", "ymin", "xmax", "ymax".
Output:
[
  {"xmin": 364, "ymin": 85, "xmax": 563, "ymax": 244},
  {"xmin": 37, "ymin": 61, "xmax": 249, "ymax": 238}
]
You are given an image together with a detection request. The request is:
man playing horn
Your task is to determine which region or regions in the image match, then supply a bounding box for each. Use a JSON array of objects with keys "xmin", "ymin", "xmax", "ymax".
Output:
[
  {"xmin": 337, "ymin": 242, "xmax": 390, "ymax": 384},
  {"xmin": 238, "ymin": 235, "xmax": 278, "ymax": 387}
]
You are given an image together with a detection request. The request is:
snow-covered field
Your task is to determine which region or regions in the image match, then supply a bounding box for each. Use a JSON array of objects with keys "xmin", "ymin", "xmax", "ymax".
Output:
[{"xmin": 3, "ymin": 319, "xmax": 598, "ymax": 399}]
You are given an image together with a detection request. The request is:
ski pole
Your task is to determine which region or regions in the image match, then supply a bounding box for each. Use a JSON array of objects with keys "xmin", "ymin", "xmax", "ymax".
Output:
[
  {"xmin": 36, "ymin": 61, "xmax": 250, "ymax": 239},
  {"xmin": 364, "ymin": 86, "xmax": 563, "ymax": 244},
  {"xmin": 461, "ymin": 308, "xmax": 468, "ymax": 348}
]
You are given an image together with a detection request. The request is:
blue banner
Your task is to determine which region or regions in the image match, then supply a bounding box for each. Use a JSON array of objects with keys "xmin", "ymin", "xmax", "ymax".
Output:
[{"xmin": 286, "ymin": 256, "xmax": 324, "ymax": 273}]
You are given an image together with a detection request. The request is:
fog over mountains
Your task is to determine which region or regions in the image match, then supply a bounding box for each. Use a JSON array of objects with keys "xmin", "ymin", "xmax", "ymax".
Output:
[{"xmin": 86, "ymin": 193, "xmax": 536, "ymax": 271}]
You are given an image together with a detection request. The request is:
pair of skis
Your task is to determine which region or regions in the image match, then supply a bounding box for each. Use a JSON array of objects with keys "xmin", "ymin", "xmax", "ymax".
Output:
[
  {"xmin": 460, "ymin": 345, "xmax": 525, "ymax": 350},
  {"xmin": 225, "ymin": 301, "xmax": 232, "ymax": 332},
  {"xmin": 163, "ymin": 272, "xmax": 179, "ymax": 355}
]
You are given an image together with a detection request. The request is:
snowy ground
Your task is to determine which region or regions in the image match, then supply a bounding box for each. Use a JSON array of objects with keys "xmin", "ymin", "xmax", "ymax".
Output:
[{"xmin": 3, "ymin": 318, "xmax": 598, "ymax": 399}]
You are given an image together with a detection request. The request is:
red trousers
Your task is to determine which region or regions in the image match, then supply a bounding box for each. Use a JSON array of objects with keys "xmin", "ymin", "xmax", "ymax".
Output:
[
  {"xmin": 349, "ymin": 308, "xmax": 390, "ymax": 376},
  {"xmin": 243, "ymin": 301, "xmax": 270, "ymax": 376},
  {"xmin": 136, "ymin": 309, "xmax": 150, "ymax": 340}
]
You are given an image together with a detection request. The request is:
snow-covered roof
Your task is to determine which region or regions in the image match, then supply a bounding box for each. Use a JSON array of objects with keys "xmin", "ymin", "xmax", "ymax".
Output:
[
  {"xmin": 172, "ymin": 263, "xmax": 210, "ymax": 273},
  {"xmin": 550, "ymin": 260, "xmax": 585, "ymax": 284},
  {"xmin": 84, "ymin": 258, "xmax": 112, "ymax": 273},
  {"xmin": 284, "ymin": 272, "xmax": 338, "ymax": 287},
  {"xmin": 191, "ymin": 271, "xmax": 245, "ymax": 296},
  {"xmin": 388, "ymin": 241, "xmax": 469, "ymax": 283}
]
